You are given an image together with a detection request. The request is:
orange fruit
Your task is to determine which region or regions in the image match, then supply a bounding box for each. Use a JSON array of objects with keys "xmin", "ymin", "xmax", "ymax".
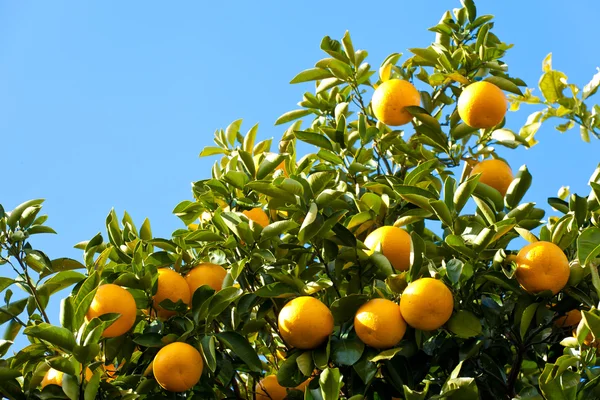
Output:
[
  {"xmin": 86, "ymin": 284, "xmax": 137, "ymax": 338},
  {"xmin": 153, "ymin": 342, "xmax": 203, "ymax": 392},
  {"xmin": 400, "ymin": 278, "xmax": 454, "ymax": 331},
  {"xmin": 457, "ymin": 81, "xmax": 507, "ymax": 129},
  {"xmin": 364, "ymin": 226, "xmax": 412, "ymax": 271},
  {"xmin": 278, "ymin": 296, "xmax": 334, "ymax": 349},
  {"xmin": 354, "ymin": 298, "xmax": 407, "ymax": 349},
  {"xmin": 41, "ymin": 367, "xmax": 93, "ymax": 388},
  {"xmin": 152, "ymin": 269, "xmax": 191, "ymax": 319},
  {"xmin": 185, "ymin": 262, "xmax": 227, "ymax": 295},
  {"xmin": 255, "ymin": 374, "xmax": 310, "ymax": 400},
  {"xmin": 470, "ymin": 159, "xmax": 514, "ymax": 196},
  {"xmin": 242, "ymin": 208, "xmax": 270, "ymax": 228},
  {"xmin": 555, "ymin": 309, "xmax": 582, "ymax": 328},
  {"xmin": 514, "ymin": 241, "xmax": 570, "ymax": 295},
  {"xmin": 371, "ymin": 79, "xmax": 421, "ymax": 126}
]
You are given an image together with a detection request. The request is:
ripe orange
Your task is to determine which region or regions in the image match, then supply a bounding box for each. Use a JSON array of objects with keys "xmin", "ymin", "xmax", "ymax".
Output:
[
  {"xmin": 86, "ymin": 284, "xmax": 137, "ymax": 338},
  {"xmin": 242, "ymin": 208, "xmax": 270, "ymax": 228},
  {"xmin": 457, "ymin": 81, "xmax": 507, "ymax": 129},
  {"xmin": 185, "ymin": 262, "xmax": 227, "ymax": 295},
  {"xmin": 152, "ymin": 268, "xmax": 191, "ymax": 319},
  {"xmin": 470, "ymin": 159, "xmax": 514, "ymax": 196},
  {"xmin": 41, "ymin": 367, "xmax": 93, "ymax": 388},
  {"xmin": 278, "ymin": 296, "xmax": 334, "ymax": 349},
  {"xmin": 153, "ymin": 342, "xmax": 203, "ymax": 392},
  {"xmin": 400, "ymin": 278, "xmax": 454, "ymax": 331},
  {"xmin": 555, "ymin": 309, "xmax": 582, "ymax": 328},
  {"xmin": 364, "ymin": 226, "xmax": 412, "ymax": 271},
  {"xmin": 371, "ymin": 79, "xmax": 421, "ymax": 126},
  {"xmin": 515, "ymin": 241, "xmax": 570, "ymax": 295},
  {"xmin": 354, "ymin": 298, "xmax": 407, "ymax": 349},
  {"xmin": 255, "ymin": 374, "xmax": 310, "ymax": 400}
]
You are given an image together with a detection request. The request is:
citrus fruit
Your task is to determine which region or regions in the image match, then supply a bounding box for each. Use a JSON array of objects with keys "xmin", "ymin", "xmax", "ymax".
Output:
[
  {"xmin": 185, "ymin": 262, "xmax": 227, "ymax": 295},
  {"xmin": 153, "ymin": 342, "xmax": 203, "ymax": 392},
  {"xmin": 457, "ymin": 81, "xmax": 507, "ymax": 129},
  {"xmin": 243, "ymin": 208, "xmax": 270, "ymax": 228},
  {"xmin": 371, "ymin": 79, "xmax": 421, "ymax": 126},
  {"xmin": 364, "ymin": 226, "xmax": 412, "ymax": 271},
  {"xmin": 555, "ymin": 309, "xmax": 582, "ymax": 328},
  {"xmin": 152, "ymin": 268, "xmax": 191, "ymax": 319},
  {"xmin": 354, "ymin": 298, "xmax": 407, "ymax": 349},
  {"xmin": 255, "ymin": 375, "xmax": 310, "ymax": 400},
  {"xmin": 278, "ymin": 296, "xmax": 334, "ymax": 349},
  {"xmin": 470, "ymin": 159, "xmax": 514, "ymax": 196},
  {"xmin": 514, "ymin": 241, "xmax": 570, "ymax": 295},
  {"xmin": 86, "ymin": 284, "xmax": 137, "ymax": 338},
  {"xmin": 400, "ymin": 278, "xmax": 454, "ymax": 331},
  {"xmin": 41, "ymin": 367, "xmax": 93, "ymax": 388}
]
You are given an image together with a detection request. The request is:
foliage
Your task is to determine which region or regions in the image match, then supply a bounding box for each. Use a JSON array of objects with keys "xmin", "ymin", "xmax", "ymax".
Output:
[{"xmin": 2, "ymin": 1, "xmax": 600, "ymax": 399}]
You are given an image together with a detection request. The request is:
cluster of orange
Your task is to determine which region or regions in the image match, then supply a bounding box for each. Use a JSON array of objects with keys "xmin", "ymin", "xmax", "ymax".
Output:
[{"xmin": 42, "ymin": 76, "xmax": 584, "ymax": 398}]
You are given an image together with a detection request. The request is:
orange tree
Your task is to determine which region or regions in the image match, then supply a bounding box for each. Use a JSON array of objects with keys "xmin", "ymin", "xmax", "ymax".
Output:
[{"xmin": 2, "ymin": 1, "xmax": 600, "ymax": 399}]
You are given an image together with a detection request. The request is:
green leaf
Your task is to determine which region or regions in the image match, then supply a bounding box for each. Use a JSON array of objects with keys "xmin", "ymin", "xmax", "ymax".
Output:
[
  {"xmin": 451, "ymin": 123, "xmax": 478, "ymax": 140},
  {"xmin": 520, "ymin": 303, "xmax": 539, "ymax": 340},
  {"xmin": 440, "ymin": 377, "xmax": 479, "ymax": 400},
  {"xmin": 62, "ymin": 373, "xmax": 79, "ymax": 400},
  {"xmin": 539, "ymin": 363, "xmax": 579, "ymax": 400},
  {"xmin": 295, "ymin": 131, "xmax": 334, "ymax": 151},
  {"xmin": 276, "ymin": 351, "xmax": 305, "ymax": 387},
  {"xmin": 201, "ymin": 335, "xmax": 217, "ymax": 373},
  {"xmin": 484, "ymin": 76, "xmax": 523, "ymax": 95},
  {"xmin": 216, "ymin": 331, "xmax": 261, "ymax": 372},
  {"xmin": 539, "ymin": 70, "xmax": 567, "ymax": 103},
  {"xmin": 260, "ymin": 220, "xmax": 300, "ymax": 241},
  {"xmin": 577, "ymin": 227, "xmax": 600, "ymax": 266},
  {"xmin": 320, "ymin": 368, "xmax": 342, "ymax": 400},
  {"xmin": 446, "ymin": 259, "xmax": 464, "ymax": 285},
  {"xmin": 290, "ymin": 68, "xmax": 334, "ymax": 84},
  {"xmin": 24, "ymin": 323, "xmax": 76, "ymax": 352},
  {"xmin": 454, "ymin": 175, "xmax": 479, "ymax": 213},
  {"xmin": 447, "ymin": 310, "xmax": 481, "ymax": 338},
  {"xmin": 225, "ymin": 119, "xmax": 243, "ymax": 147},
  {"xmin": 199, "ymin": 146, "xmax": 226, "ymax": 157},
  {"xmin": 0, "ymin": 298, "xmax": 28, "ymax": 325},
  {"xmin": 583, "ymin": 69, "xmax": 600, "ymax": 100},
  {"xmin": 6, "ymin": 199, "xmax": 44, "ymax": 229},
  {"xmin": 255, "ymin": 283, "xmax": 298, "ymax": 298},
  {"xmin": 405, "ymin": 159, "xmax": 439, "ymax": 186},
  {"xmin": 505, "ymin": 165, "xmax": 532, "ymax": 209},
  {"xmin": 341, "ymin": 31, "xmax": 356, "ymax": 65},
  {"xmin": 329, "ymin": 295, "xmax": 368, "ymax": 325},
  {"xmin": 461, "ymin": 0, "xmax": 476, "ymax": 22},
  {"xmin": 0, "ymin": 278, "xmax": 14, "ymax": 293},
  {"xmin": 296, "ymin": 351, "xmax": 314, "ymax": 377},
  {"xmin": 83, "ymin": 370, "xmax": 101, "ymax": 400},
  {"xmin": 429, "ymin": 199, "xmax": 453, "ymax": 227},
  {"xmin": 0, "ymin": 367, "xmax": 21, "ymax": 380},
  {"xmin": 331, "ymin": 338, "xmax": 364, "ymax": 366},
  {"xmin": 275, "ymin": 109, "xmax": 314, "ymax": 126}
]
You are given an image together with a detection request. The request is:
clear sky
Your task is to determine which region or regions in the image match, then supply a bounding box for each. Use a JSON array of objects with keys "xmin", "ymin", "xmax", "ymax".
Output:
[{"xmin": 1, "ymin": 1, "xmax": 599, "ymax": 350}]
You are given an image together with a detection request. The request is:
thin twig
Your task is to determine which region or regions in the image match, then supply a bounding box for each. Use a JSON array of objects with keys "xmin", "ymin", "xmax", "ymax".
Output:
[
  {"xmin": 0, "ymin": 308, "xmax": 27, "ymax": 327},
  {"xmin": 15, "ymin": 252, "xmax": 51, "ymax": 324}
]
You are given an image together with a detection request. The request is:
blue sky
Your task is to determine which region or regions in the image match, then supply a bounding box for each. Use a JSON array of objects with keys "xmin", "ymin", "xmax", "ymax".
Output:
[{"xmin": 1, "ymin": 1, "xmax": 599, "ymax": 350}]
